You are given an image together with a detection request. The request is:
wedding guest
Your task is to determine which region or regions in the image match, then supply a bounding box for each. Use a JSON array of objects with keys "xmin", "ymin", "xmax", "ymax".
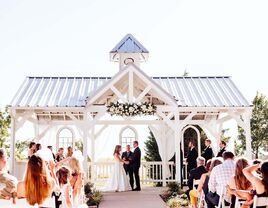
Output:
[
  {"xmin": 69, "ymin": 157, "xmax": 84, "ymax": 207},
  {"xmin": 0, "ymin": 148, "xmax": 17, "ymax": 200},
  {"xmin": 188, "ymin": 156, "xmax": 207, "ymax": 191},
  {"xmin": 56, "ymin": 147, "xmax": 65, "ymax": 162},
  {"xmin": 206, "ymin": 151, "xmax": 235, "ymax": 208},
  {"xmin": 227, "ymin": 158, "xmax": 253, "ymax": 206},
  {"xmin": 47, "ymin": 145, "xmax": 56, "ymax": 161},
  {"xmin": 216, "ymin": 140, "xmax": 226, "ymax": 157},
  {"xmin": 17, "ymin": 155, "xmax": 56, "ymax": 206},
  {"xmin": 66, "ymin": 146, "xmax": 73, "ymax": 157},
  {"xmin": 243, "ymin": 160, "xmax": 268, "ymax": 208},
  {"xmin": 27, "ymin": 142, "xmax": 36, "ymax": 159},
  {"xmin": 201, "ymin": 139, "xmax": 214, "ymax": 162},
  {"xmin": 57, "ymin": 167, "xmax": 73, "ymax": 208},
  {"xmin": 186, "ymin": 141, "xmax": 198, "ymax": 173},
  {"xmin": 189, "ymin": 158, "xmax": 223, "ymax": 208},
  {"xmin": 36, "ymin": 143, "xmax": 42, "ymax": 151}
]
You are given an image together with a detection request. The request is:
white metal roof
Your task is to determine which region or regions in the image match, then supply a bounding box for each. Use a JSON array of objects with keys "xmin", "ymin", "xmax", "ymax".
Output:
[{"xmin": 10, "ymin": 76, "xmax": 251, "ymax": 108}]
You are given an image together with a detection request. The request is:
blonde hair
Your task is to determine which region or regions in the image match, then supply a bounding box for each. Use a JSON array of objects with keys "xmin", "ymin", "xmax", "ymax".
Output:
[
  {"xmin": 69, "ymin": 157, "xmax": 82, "ymax": 174},
  {"xmin": 25, "ymin": 155, "xmax": 52, "ymax": 205}
]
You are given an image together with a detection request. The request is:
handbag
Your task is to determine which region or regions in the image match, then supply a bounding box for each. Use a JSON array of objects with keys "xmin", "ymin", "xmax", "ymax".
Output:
[{"xmin": 206, "ymin": 191, "xmax": 220, "ymax": 206}]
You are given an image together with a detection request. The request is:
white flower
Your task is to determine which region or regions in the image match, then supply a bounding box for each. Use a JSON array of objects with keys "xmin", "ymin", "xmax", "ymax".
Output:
[
  {"xmin": 148, "ymin": 106, "xmax": 153, "ymax": 112},
  {"xmin": 129, "ymin": 107, "xmax": 134, "ymax": 112}
]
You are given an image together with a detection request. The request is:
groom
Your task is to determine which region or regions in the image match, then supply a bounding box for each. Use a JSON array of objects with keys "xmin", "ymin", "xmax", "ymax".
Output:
[{"xmin": 129, "ymin": 141, "xmax": 141, "ymax": 191}]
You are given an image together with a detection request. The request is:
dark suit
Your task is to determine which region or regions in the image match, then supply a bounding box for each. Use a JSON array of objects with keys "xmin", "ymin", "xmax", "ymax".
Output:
[
  {"xmin": 216, "ymin": 147, "xmax": 226, "ymax": 157},
  {"xmin": 187, "ymin": 165, "xmax": 207, "ymax": 190},
  {"xmin": 129, "ymin": 147, "xmax": 141, "ymax": 190},
  {"xmin": 201, "ymin": 146, "xmax": 214, "ymax": 162},
  {"xmin": 121, "ymin": 151, "xmax": 133, "ymax": 174},
  {"xmin": 186, "ymin": 147, "xmax": 198, "ymax": 172}
]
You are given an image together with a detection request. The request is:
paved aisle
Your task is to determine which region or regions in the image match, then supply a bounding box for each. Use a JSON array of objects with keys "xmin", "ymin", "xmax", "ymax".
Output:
[{"xmin": 99, "ymin": 187, "xmax": 166, "ymax": 208}]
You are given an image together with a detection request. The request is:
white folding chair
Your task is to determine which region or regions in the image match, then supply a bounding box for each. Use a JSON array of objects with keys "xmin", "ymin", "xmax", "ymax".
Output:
[
  {"xmin": 216, "ymin": 186, "xmax": 230, "ymax": 208},
  {"xmin": 193, "ymin": 179, "xmax": 201, "ymax": 190},
  {"xmin": 198, "ymin": 190, "xmax": 206, "ymax": 208},
  {"xmin": 0, "ymin": 198, "xmax": 16, "ymax": 208},
  {"xmin": 253, "ymin": 195, "xmax": 268, "ymax": 208},
  {"xmin": 234, "ymin": 197, "xmax": 246, "ymax": 208}
]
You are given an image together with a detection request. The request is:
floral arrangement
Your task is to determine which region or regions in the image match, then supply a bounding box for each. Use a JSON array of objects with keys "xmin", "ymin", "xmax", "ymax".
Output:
[
  {"xmin": 166, "ymin": 194, "xmax": 189, "ymax": 208},
  {"xmin": 106, "ymin": 102, "xmax": 157, "ymax": 117},
  {"xmin": 160, "ymin": 182, "xmax": 189, "ymax": 208}
]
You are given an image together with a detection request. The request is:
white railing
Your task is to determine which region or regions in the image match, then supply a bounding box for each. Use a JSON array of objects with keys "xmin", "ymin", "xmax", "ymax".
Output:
[{"xmin": 89, "ymin": 161, "xmax": 180, "ymax": 185}]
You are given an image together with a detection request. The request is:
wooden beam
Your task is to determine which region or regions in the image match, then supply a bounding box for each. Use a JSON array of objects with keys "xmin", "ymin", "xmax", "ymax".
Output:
[
  {"xmin": 111, "ymin": 86, "xmax": 127, "ymax": 103},
  {"xmin": 136, "ymin": 85, "xmax": 152, "ymax": 103}
]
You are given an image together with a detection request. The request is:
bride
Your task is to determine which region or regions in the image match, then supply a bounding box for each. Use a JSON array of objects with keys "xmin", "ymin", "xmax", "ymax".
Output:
[{"xmin": 103, "ymin": 145, "xmax": 132, "ymax": 192}]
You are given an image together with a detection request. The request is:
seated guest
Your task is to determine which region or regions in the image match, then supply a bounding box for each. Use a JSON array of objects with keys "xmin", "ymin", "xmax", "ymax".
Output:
[
  {"xmin": 188, "ymin": 156, "xmax": 207, "ymax": 191},
  {"xmin": 243, "ymin": 160, "xmax": 268, "ymax": 208},
  {"xmin": 206, "ymin": 151, "xmax": 236, "ymax": 208},
  {"xmin": 0, "ymin": 148, "xmax": 17, "ymax": 200},
  {"xmin": 189, "ymin": 158, "xmax": 223, "ymax": 208},
  {"xmin": 69, "ymin": 157, "xmax": 85, "ymax": 207},
  {"xmin": 57, "ymin": 167, "xmax": 73, "ymax": 208},
  {"xmin": 201, "ymin": 139, "xmax": 214, "ymax": 162},
  {"xmin": 227, "ymin": 158, "xmax": 253, "ymax": 207},
  {"xmin": 17, "ymin": 155, "xmax": 56, "ymax": 206},
  {"xmin": 56, "ymin": 147, "xmax": 65, "ymax": 162},
  {"xmin": 186, "ymin": 141, "xmax": 198, "ymax": 173},
  {"xmin": 216, "ymin": 140, "xmax": 226, "ymax": 157},
  {"xmin": 27, "ymin": 142, "xmax": 36, "ymax": 159}
]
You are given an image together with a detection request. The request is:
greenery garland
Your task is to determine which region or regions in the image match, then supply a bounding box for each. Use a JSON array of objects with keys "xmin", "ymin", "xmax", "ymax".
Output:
[{"xmin": 106, "ymin": 101, "xmax": 157, "ymax": 117}]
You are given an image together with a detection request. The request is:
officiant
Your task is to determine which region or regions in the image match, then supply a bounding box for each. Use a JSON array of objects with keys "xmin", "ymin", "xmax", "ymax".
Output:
[{"xmin": 121, "ymin": 144, "xmax": 133, "ymax": 175}]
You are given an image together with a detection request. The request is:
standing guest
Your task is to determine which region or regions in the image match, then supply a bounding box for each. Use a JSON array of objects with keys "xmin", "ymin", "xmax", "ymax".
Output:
[
  {"xmin": 188, "ymin": 156, "xmax": 207, "ymax": 191},
  {"xmin": 35, "ymin": 143, "xmax": 42, "ymax": 151},
  {"xmin": 17, "ymin": 155, "xmax": 56, "ymax": 206},
  {"xmin": 69, "ymin": 157, "xmax": 84, "ymax": 207},
  {"xmin": 28, "ymin": 142, "xmax": 36, "ymax": 159},
  {"xmin": 206, "ymin": 151, "xmax": 236, "ymax": 208},
  {"xmin": 227, "ymin": 158, "xmax": 253, "ymax": 207},
  {"xmin": 186, "ymin": 141, "xmax": 198, "ymax": 173},
  {"xmin": 47, "ymin": 145, "xmax": 56, "ymax": 161},
  {"xmin": 66, "ymin": 146, "xmax": 73, "ymax": 157},
  {"xmin": 243, "ymin": 161, "xmax": 268, "ymax": 208},
  {"xmin": 189, "ymin": 158, "xmax": 223, "ymax": 208},
  {"xmin": 56, "ymin": 147, "xmax": 65, "ymax": 162},
  {"xmin": 0, "ymin": 148, "xmax": 17, "ymax": 200},
  {"xmin": 201, "ymin": 139, "xmax": 214, "ymax": 162},
  {"xmin": 121, "ymin": 144, "xmax": 133, "ymax": 175},
  {"xmin": 56, "ymin": 167, "xmax": 73, "ymax": 208},
  {"xmin": 216, "ymin": 140, "xmax": 226, "ymax": 157}
]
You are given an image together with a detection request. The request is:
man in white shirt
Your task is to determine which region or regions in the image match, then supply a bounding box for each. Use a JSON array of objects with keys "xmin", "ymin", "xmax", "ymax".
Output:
[{"xmin": 206, "ymin": 151, "xmax": 235, "ymax": 208}]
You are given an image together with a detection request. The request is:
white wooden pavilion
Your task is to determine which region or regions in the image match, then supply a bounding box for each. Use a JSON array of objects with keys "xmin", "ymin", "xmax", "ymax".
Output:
[{"xmin": 9, "ymin": 34, "xmax": 252, "ymax": 185}]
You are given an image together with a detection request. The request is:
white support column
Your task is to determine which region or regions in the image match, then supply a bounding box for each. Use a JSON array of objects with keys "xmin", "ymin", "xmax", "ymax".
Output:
[
  {"xmin": 34, "ymin": 122, "xmax": 39, "ymax": 141},
  {"xmin": 244, "ymin": 111, "xmax": 252, "ymax": 159},
  {"xmin": 90, "ymin": 126, "xmax": 95, "ymax": 182},
  {"xmin": 10, "ymin": 114, "xmax": 16, "ymax": 175},
  {"xmin": 82, "ymin": 126, "xmax": 89, "ymax": 178},
  {"xmin": 174, "ymin": 111, "xmax": 181, "ymax": 183},
  {"xmin": 161, "ymin": 124, "xmax": 167, "ymax": 186}
]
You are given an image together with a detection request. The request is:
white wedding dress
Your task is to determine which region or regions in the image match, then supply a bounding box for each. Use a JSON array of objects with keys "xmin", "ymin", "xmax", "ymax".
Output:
[{"xmin": 103, "ymin": 155, "xmax": 131, "ymax": 192}]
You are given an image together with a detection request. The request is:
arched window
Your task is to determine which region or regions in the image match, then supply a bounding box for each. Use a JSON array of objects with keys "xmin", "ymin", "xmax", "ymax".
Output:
[
  {"xmin": 57, "ymin": 127, "xmax": 74, "ymax": 150},
  {"xmin": 119, "ymin": 126, "xmax": 138, "ymax": 151}
]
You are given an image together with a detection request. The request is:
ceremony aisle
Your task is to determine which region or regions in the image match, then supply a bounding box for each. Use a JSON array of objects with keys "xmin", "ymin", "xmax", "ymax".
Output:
[{"xmin": 99, "ymin": 187, "xmax": 166, "ymax": 208}]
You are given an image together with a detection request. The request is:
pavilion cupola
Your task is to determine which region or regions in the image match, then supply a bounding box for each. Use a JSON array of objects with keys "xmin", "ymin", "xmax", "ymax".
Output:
[{"xmin": 110, "ymin": 34, "xmax": 149, "ymax": 70}]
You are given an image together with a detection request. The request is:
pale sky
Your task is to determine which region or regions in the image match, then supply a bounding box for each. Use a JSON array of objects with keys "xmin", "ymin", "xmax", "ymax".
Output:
[{"xmin": 0, "ymin": 0, "xmax": 268, "ymax": 108}]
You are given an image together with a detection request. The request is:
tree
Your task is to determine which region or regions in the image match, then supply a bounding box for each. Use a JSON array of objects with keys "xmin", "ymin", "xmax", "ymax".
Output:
[
  {"xmin": 220, "ymin": 128, "xmax": 231, "ymax": 144},
  {"xmin": 235, "ymin": 92, "xmax": 268, "ymax": 158},
  {"xmin": 0, "ymin": 107, "xmax": 11, "ymax": 150},
  {"xmin": 144, "ymin": 129, "xmax": 161, "ymax": 162}
]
